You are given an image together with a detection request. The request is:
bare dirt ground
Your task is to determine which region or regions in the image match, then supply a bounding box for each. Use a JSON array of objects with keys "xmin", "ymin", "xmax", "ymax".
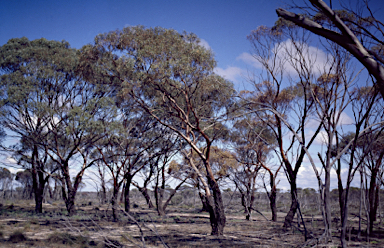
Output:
[{"xmin": 0, "ymin": 201, "xmax": 384, "ymax": 247}]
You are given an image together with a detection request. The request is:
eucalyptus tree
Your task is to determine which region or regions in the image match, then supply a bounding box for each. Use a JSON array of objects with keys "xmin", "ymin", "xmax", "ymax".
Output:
[
  {"xmin": 151, "ymin": 133, "xmax": 187, "ymax": 216},
  {"xmin": 246, "ymin": 26, "xmax": 322, "ymax": 228},
  {"xmin": 94, "ymin": 108, "xmax": 165, "ymax": 218},
  {"xmin": 230, "ymin": 118, "xmax": 278, "ymax": 221},
  {"xmin": 89, "ymin": 26, "xmax": 235, "ymax": 235},
  {"xmin": 267, "ymin": 13, "xmax": 383, "ymax": 244},
  {"xmin": 180, "ymin": 146, "xmax": 237, "ymax": 211},
  {"xmin": 276, "ymin": 0, "xmax": 384, "ymax": 100},
  {"xmin": 43, "ymin": 77, "xmax": 115, "ymax": 215},
  {"xmin": 0, "ymin": 167, "xmax": 13, "ymax": 198},
  {"xmin": 304, "ymin": 40, "xmax": 383, "ymax": 244},
  {"xmin": 0, "ymin": 37, "xmax": 115, "ymax": 215},
  {"xmin": 0, "ymin": 37, "xmax": 78, "ymax": 213},
  {"xmin": 329, "ymin": 86, "xmax": 384, "ymax": 238},
  {"xmin": 15, "ymin": 169, "xmax": 33, "ymax": 199},
  {"xmin": 12, "ymin": 133, "xmax": 58, "ymax": 209},
  {"xmin": 361, "ymin": 130, "xmax": 384, "ymax": 235}
]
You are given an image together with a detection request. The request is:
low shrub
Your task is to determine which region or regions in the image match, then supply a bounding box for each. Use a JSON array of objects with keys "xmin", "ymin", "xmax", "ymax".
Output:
[
  {"xmin": 8, "ymin": 230, "xmax": 27, "ymax": 243},
  {"xmin": 47, "ymin": 232, "xmax": 89, "ymax": 246}
]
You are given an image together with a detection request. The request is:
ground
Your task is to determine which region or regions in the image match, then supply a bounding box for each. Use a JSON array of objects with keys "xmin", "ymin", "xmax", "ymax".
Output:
[{"xmin": 0, "ymin": 200, "xmax": 383, "ymax": 247}]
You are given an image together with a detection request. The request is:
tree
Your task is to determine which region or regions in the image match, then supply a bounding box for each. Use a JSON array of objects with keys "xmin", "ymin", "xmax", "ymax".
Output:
[
  {"xmin": 230, "ymin": 118, "xmax": 277, "ymax": 220},
  {"xmin": 0, "ymin": 37, "xmax": 115, "ymax": 215},
  {"xmin": 0, "ymin": 167, "xmax": 13, "ymax": 198},
  {"xmin": 181, "ymin": 146, "xmax": 236, "ymax": 213},
  {"xmin": 246, "ymin": 26, "xmax": 322, "ymax": 228},
  {"xmin": 330, "ymin": 88, "xmax": 384, "ymax": 237},
  {"xmin": 44, "ymin": 81, "xmax": 114, "ymax": 215},
  {"xmin": 275, "ymin": 2, "xmax": 384, "ymax": 243},
  {"xmin": 95, "ymin": 110, "xmax": 162, "ymax": 219},
  {"xmin": 0, "ymin": 37, "xmax": 77, "ymax": 213},
  {"xmin": 15, "ymin": 169, "xmax": 33, "ymax": 199},
  {"xmin": 276, "ymin": 0, "xmax": 384, "ymax": 100},
  {"xmin": 89, "ymin": 26, "xmax": 235, "ymax": 235}
]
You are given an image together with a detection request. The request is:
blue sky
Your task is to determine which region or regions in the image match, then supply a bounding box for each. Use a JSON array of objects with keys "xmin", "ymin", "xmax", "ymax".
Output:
[
  {"xmin": 3, "ymin": 0, "xmax": 383, "ymax": 87},
  {"xmin": 2, "ymin": 0, "xmax": 384, "ymax": 192},
  {"xmin": 1, "ymin": 0, "xmax": 289, "ymax": 89}
]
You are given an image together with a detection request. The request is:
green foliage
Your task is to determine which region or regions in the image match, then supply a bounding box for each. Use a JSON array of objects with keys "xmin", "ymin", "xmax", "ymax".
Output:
[{"xmin": 89, "ymin": 26, "xmax": 235, "ymax": 142}]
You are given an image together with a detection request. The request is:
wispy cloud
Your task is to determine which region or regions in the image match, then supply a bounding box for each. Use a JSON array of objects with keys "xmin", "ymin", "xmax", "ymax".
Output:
[
  {"xmin": 198, "ymin": 39, "xmax": 211, "ymax": 50},
  {"xmin": 214, "ymin": 66, "xmax": 245, "ymax": 83},
  {"xmin": 336, "ymin": 111, "xmax": 354, "ymax": 126},
  {"xmin": 236, "ymin": 52, "xmax": 262, "ymax": 68},
  {"xmin": 238, "ymin": 39, "xmax": 331, "ymax": 78}
]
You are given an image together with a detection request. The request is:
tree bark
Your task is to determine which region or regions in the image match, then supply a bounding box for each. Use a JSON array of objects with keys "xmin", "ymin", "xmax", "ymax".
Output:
[
  {"xmin": 124, "ymin": 175, "xmax": 133, "ymax": 213},
  {"xmin": 270, "ymin": 187, "xmax": 278, "ymax": 222},
  {"xmin": 31, "ymin": 145, "xmax": 47, "ymax": 213},
  {"xmin": 324, "ymin": 167, "xmax": 332, "ymax": 239},
  {"xmin": 63, "ymin": 188, "xmax": 77, "ymax": 216},
  {"xmin": 111, "ymin": 184, "xmax": 119, "ymax": 221},
  {"xmin": 199, "ymin": 192, "xmax": 210, "ymax": 212},
  {"xmin": 284, "ymin": 189, "xmax": 298, "ymax": 228},
  {"xmin": 154, "ymin": 186, "xmax": 165, "ymax": 216},
  {"xmin": 206, "ymin": 175, "xmax": 226, "ymax": 236},
  {"xmin": 139, "ymin": 187, "xmax": 154, "ymax": 209},
  {"xmin": 368, "ymin": 168, "xmax": 380, "ymax": 234}
]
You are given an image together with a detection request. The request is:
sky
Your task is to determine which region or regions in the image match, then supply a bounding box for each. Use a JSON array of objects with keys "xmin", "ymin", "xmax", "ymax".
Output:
[
  {"xmin": 1, "ymin": 0, "xmax": 384, "ymax": 192},
  {"xmin": 1, "ymin": 0, "xmax": 289, "ymax": 89}
]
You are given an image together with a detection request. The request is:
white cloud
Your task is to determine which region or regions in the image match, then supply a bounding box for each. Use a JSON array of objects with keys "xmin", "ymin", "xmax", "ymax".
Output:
[
  {"xmin": 305, "ymin": 118, "xmax": 322, "ymax": 129},
  {"xmin": 238, "ymin": 39, "xmax": 331, "ymax": 78},
  {"xmin": 6, "ymin": 157, "xmax": 17, "ymax": 164},
  {"xmin": 198, "ymin": 39, "xmax": 211, "ymax": 50},
  {"xmin": 337, "ymin": 111, "xmax": 354, "ymax": 126},
  {"xmin": 237, "ymin": 52, "xmax": 262, "ymax": 68},
  {"xmin": 316, "ymin": 130, "xmax": 333, "ymax": 145},
  {"xmin": 278, "ymin": 39, "xmax": 331, "ymax": 77},
  {"xmin": 214, "ymin": 66, "xmax": 245, "ymax": 82}
]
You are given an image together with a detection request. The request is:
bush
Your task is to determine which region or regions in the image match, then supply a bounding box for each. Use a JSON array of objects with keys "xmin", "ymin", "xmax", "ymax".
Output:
[
  {"xmin": 8, "ymin": 230, "xmax": 27, "ymax": 243},
  {"xmin": 48, "ymin": 232, "xmax": 89, "ymax": 246},
  {"xmin": 170, "ymin": 195, "xmax": 183, "ymax": 205},
  {"xmin": 103, "ymin": 238, "xmax": 123, "ymax": 248}
]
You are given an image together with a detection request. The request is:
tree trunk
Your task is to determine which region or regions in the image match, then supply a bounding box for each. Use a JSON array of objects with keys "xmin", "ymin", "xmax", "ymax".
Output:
[
  {"xmin": 35, "ymin": 188, "xmax": 44, "ymax": 213},
  {"xmin": 124, "ymin": 175, "xmax": 132, "ymax": 213},
  {"xmin": 31, "ymin": 145, "xmax": 46, "ymax": 213},
  {"xmin": 199, "ymin": 192, "xmax": 210, "ymax": 212},
  {"xmin": 270, "ymin": 187, "xmax": 277, "ymax": 222},
  {"xmin": 155, "ymin": 186, "xmax": 165, "ymax": 216},
  {"xmin": 111, "ymin": 185, "xmax": 119, "ymax": 221},
  {"xmin": 368, "ymin": 165, "xmax": 381, "ymax": 234},
  {"xmin": 284, "ymin": 180, "xmax": 298, "ymax": 228},
  {"xmin": 268, "ymin": 170, "xmax": 278, "ymax": 222},
  {"xmin": 241, "ymin": 192, "xmax": 252, "ymax": 221},
  {"xmin": 324, "ymin": 167, "xmax": 332, "ymax": 239},
  {"xmin": 63, "ymin": 189, "xmax": 77, "ymax": 216},
  {"xmin": 139, "ymin": 187, "xmax": 154, "ymax": 209},
  {"xmin": 61, "ymin": 164, "xmax": 82, "ymax": 216},
  {"xmin": 99, "ymin": 180, "xmax": 107, "ymax": 204},
  {"xmin": 154, "ymin": 164, "xmax": 166, "ymax": 216},
  {"xmin": 206, "ymin": 176, "xmax": 226, "ymax": 236},
  {"xmin": 33, "ymin": 171, "xmax": 46, "ymax": 213},
  {"xmin": 157, "ymin": 203, "xmax": 165, "ymax": 216}
]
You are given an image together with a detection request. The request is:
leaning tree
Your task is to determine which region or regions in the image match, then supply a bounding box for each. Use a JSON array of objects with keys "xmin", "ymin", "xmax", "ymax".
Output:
[{"xmin": 86, "ymin": 26, "xmax": 235, "ymax": 235}]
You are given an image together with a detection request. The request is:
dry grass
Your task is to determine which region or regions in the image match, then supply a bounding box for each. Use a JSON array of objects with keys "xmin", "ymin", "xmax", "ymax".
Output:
[{"xmin": 1, "ymin": 201, "xmax": 384, "ymax": 247}]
